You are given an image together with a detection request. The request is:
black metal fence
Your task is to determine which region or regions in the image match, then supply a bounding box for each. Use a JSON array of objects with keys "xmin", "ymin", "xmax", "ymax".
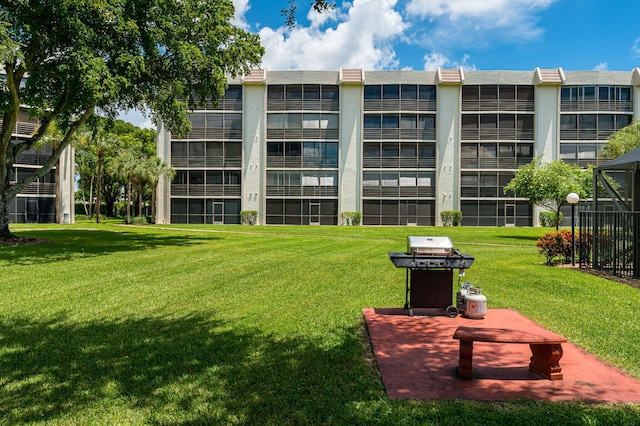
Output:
[{"xmin": 579, "ymin": 211, "xmax": 640, "ymax": 278}]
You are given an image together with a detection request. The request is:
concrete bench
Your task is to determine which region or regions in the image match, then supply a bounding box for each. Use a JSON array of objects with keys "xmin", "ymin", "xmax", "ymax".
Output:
[{"xmin": 453, "ymin": 326, "xmax": 567, "ymax": 380}]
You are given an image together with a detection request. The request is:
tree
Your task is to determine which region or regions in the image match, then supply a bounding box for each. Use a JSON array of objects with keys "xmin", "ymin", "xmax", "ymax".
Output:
[
  {"xmin": 0, "ymin": 0, "xmax": 263, "ymax": 239},
  {"xmin": 504, "ymin": 158, "xmax": 592, "ymax": 229},
  {"xmin": 141, "ymin": 156, "xmax": 175, "ymax": 224},
  {"xmin": 600, "ymin": 121, "xmax": 640, "ymax": 160},
  {"xmin": 282, "ymin": 0, "xmax": 336, "ymax": 27}
]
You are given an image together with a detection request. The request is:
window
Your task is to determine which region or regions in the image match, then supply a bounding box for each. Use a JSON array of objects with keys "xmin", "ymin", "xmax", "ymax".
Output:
[
  {"xmin": 267, "ymin": 114, "xmax": 284, "ymax": 129},
  {"xmin": 382, "ymin": 85, "xmax": 399, "ymax": 99},
  {"xmin": 303, "ymin": 85, "xmax": 320, "ymax": 100},
  {"xmin": 382, "ymin": 114, "xmax": 399, "ymax": 129},
  {"xmin": 401, "ymin": 85, "xmax": 417, "ymax": 99},
  {"xmin": 284, "ymin": 113, "xmax": 302, "ymax": 129},
  {"xmin": 364, "ymin": 85, "xmax": 381, "ymax": 100}
]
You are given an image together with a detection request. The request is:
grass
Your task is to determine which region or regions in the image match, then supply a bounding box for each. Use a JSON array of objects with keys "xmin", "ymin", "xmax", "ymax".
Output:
[{"xmin": 1, "ymin": 223, "xmax": 639, "ymax": 425}]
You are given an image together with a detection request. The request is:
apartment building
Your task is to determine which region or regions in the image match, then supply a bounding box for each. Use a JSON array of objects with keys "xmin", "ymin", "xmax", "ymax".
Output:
[
  {"xmin": 156, "ymin": 68, "xmax": 640, "ymax": 226},
  {"xmin": 6, "ymin": 107, "xmax": 75, "ymax": 224}
]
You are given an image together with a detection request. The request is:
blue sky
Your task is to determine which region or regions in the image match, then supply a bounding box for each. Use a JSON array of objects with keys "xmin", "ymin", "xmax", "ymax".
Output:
[{"xmin": 119, "ymin": 0, "xmax": 640, "ymax": 127}]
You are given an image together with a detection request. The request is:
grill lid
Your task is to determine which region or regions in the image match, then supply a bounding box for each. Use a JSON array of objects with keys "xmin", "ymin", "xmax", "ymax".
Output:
[{"xmin": 407, "ymin": 236, "xmax": 453, "ymax": 255}]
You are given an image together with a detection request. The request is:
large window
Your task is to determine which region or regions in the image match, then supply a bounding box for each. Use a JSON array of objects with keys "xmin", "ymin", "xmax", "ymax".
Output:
[
  {"xmin": 267, "ymin": 113, "xmax": 339, "ymax": 139},
  {"xmin": 560, "ymin": 113, "xmax": 632, "ymax": 140},
  {"xmin": 186, "ymin": 112, "xmax": 242, "ymax": 140},
  {"xmin": 462, "ymin": 85, "xmax": 534, "ymax": 111},
  {"xmin": 266, "ymin": 199, "xmax": 338, "ymax": 225},
  {"xmin": 267, "ymin": 84, "xmax": 339, "ymax": 111},
  {"xmin": 461, "ymin": 142, "xmax": 533, "ymax": 169},
  {"xmin": 267, "ymin": 141, "xmax": 338, "ymax": 168},
  {"xmin": 461, "ymin": 114, "xmax": 534, "ymax": 140},
  {"xmin": 266, "ymin": 171, "xmax": 338, "ymax": 197},
  {"xmin": 362, "ymin": 200, "xmax": 434, "ymax": 226},
  {"xmin": 171, "ymin": 198, "xmax": 241, "ymax": 224},
  {"xmin": 461, "ymin": 200, "xmax": 532, "ymax": 226},
  {"xmin": 363, "ymin": 141, "xmax": 435, "ymax": 168},
  {"xmin": 362, "ymin": 171, "xmax": 435, "ymax": 197},
  {"xmin": 363, "ymin": 113, "xmax": 436, "ymax": 140},
  {"xmin": 171, "ymin": 141, "xmax": 242, "ymax": 167},
  {"xmin": 364, "ymin": 84, "xmax": 436, "ymax": 111},
  {"xmin": 171, "ymin": 170, "xmax": 241, "ymax": 197},
  {"xmin": 561, "ymin": 85, "xmax": 633, "ymax": 112}
]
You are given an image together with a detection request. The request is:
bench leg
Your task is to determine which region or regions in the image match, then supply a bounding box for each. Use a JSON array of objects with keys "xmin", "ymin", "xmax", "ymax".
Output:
[
  {"xmin": 457, "ymin": 340, "xmax": 474, "ymax": 378},
  {"xmin": 529, "ymin": 344, "xmax": 564, "ymax": 380}
]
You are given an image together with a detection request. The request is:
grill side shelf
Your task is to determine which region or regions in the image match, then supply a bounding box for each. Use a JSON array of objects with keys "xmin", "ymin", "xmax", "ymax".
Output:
[{"xmin": 388, "ymin": 252, "xmax": 474, "ymax": 269}]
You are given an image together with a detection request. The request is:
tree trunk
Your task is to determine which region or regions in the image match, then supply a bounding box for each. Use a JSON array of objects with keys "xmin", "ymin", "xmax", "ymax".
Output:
[
  {"xmin": 95, "ymin": 155, "xmax": 103, "ymax": 223},
  {"xmin": 151, "ymin": 182, "xmax": 157, "ymax": 224},
  {"xmin": 138, "ymin": 182, "xmax": 143, "ymax": 217},
  {"xmin": 126, "ymin": 178, "xmax": 132, "ymax": 224},
  {"xmin": 0, "ymin": 188, "xmax": 13, "ymax": 239}
]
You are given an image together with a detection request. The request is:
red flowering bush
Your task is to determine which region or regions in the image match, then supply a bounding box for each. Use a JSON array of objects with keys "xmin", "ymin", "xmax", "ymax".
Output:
[{"xmin": 536, "ymin": 230, "xmax": 573, "ymax": 265}]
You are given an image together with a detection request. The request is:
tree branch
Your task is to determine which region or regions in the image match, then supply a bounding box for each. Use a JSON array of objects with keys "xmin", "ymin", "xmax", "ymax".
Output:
[{"xmin": 8, "ymin": 107, "xmax": 94, "ymax": 199}]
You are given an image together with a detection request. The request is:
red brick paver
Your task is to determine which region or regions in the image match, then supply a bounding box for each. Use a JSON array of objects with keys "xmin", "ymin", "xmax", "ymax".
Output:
[{"xmin": 364, "ymin": 308, "xmax": 640, "ymax": 401}]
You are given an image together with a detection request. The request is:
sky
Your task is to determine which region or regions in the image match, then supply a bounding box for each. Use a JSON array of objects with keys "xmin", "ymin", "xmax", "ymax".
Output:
[{"xmin": 118, "ymin": 0, "xmax": 640, "ymax": 128}]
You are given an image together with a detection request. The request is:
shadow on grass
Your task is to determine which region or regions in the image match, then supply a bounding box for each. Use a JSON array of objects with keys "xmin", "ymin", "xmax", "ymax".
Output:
[
  {"xmin": 1, "ymin": 229, "xmax": 216, "ymax": 266},
  {"xmin": 1, "ymin": 314, "xmax": 638, "ymax": 424},
  {"xmin": 0, "ymin": 314, "xmax": 381, "ymax": 424}
]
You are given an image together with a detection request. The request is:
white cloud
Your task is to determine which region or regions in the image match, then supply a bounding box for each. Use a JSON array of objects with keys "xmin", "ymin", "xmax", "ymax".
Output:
[
  {"xmin": 593, "ymin": 62, "xmax": 608, "ymax": 71},
  {"xmin": 405, "ymin": 0, "xmax": 555, "ymax": 50},
  {"xmin": 231, "ymin": 0, "xmax": 251, "ymax": 29},
  {"xmin": 259, "ymin": 0, "xmax": 407, "ymax": 70},
  {"xmin": 423, "ymin": 51, "xmax": 476, "ymax": 70},
  {"xmin": 633, "ymin": 38, "xmax": 640, "ymax": 57}
]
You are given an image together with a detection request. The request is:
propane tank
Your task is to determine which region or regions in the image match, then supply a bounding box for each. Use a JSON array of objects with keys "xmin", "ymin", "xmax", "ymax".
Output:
[
  {"xmin": 456, "ymin": 282, "xmax": 473, "ymax": 316},
  {"xmin": 465, "ymin": 287, "xmax": 487, "ymax": 319}
]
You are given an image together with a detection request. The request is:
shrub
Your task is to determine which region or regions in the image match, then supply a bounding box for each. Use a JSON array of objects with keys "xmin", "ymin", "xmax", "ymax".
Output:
[
  {"xmin": 131, "ymin": 216, "xmax": 148, "ymax": 225},
  {"xmin": 441, "ymin": 210, "xmax": 462, "ymax": 226},
  {"xmin": 536, "ymin": 230, "xmax": 574, "ymax": 265},
  {"xmin": 340, "ymin": 212, "xmax": 361, "ymax": 226},
  {"xmin": 539, "ymin": 211, "xmax": 562, "ymax": 227},
  {"xmin": 240, "ymin": 210, "xmax": 258, "ymax": 225}
]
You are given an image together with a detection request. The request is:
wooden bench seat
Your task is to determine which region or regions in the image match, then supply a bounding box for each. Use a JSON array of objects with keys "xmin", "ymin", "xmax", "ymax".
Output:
[{"xmin": 453, "ymin": 326, "xmax": 567, "ymax": 380}]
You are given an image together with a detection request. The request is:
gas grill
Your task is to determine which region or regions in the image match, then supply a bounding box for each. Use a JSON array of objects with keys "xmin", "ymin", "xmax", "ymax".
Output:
[{"xmin": 388, "ymin": 237, "xmax": 474, "ymax": 316}]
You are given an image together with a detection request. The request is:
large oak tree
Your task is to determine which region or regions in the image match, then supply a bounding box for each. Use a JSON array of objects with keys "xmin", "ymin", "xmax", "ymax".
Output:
[{"xmin": 0, "ymin": 0, "xmax": 263, "ymax": 239}]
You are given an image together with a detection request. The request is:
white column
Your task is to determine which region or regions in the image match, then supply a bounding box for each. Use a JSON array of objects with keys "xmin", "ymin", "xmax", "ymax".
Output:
[
  {"xmin": 436, "ymin": 85, "xmax": 460, "ymax": 224},
  {"xmin": 534, "ymin": 84, "xmax": 561, "ymax": 225},
  {"xmin": 242, "ymin": 83, "xmax": 265, "ymax": 223},
  {"xmin": 339, "ymin": 84, "xmax": 362, "ymax": 219},
  {"xmin": 56, "ymin": 145, "xmax": 75, "ymax": 224},
  {"xmin": 156, "ymin": 121, "xmax": 171, "ymax": 224}
]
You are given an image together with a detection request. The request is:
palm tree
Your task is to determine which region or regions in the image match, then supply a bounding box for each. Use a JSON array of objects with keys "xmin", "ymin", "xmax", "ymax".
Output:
[
  {"xmin": 140, "ymin": 157, "xmax": 175, "ymax": 224},
  {"xmin": 109, "ymin": 149, "xmax": 143, "ymax": 224}
]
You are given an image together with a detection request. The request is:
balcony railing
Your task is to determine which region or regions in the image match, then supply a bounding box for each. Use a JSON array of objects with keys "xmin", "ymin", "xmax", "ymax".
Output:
[
  {"xmin": 170, "ymin": 184, "xmax": 241, "ymax": 197},
  {"xmin": 362, "ymin": 186, "xmax": 435, "ymax": 198},
  {"xmin": 459, "ymin": 157, "xmax": 534, "ymax": 169},
  {"xmin": 266, "ymin": 185, "xmax": 338, "ymax": 197},
  {"xmin": 362, "ymin": 157, "xmax": 436, "ymax": 169},
  {"xmin": 461, "ymin": 99, "xmax": 535, "ymax": 112},
  {"xmin": 363, "ymin": 128, "xmax": 436, "ymax": 140}
]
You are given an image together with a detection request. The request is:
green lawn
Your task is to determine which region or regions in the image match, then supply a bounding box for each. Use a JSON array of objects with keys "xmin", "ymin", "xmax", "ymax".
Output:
[{"xmin": 1, "ymin": 223, "xmax": 639, "ymax": 425}]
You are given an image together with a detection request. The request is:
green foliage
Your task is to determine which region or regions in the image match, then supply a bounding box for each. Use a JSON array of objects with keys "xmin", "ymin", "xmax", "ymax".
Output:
[
  {"xmin": 130, "ymin": 216, "xmax": 148, "ymax": 225},
  {"xmin": 0, "ymin": 0, "xmax": 263, "ymax": 237},
  {"xmin": 340, "ymin": 212, "xmax": 361, "ymax": 226},
  {"xmin": 441, "ymin": 210, "xmax": 462, "ymax": 226},
  {"xmin": 539, "ymin": 211, "xmax": 562, "ymax": 227},
  {"xmin": 536, "ymin": 230, "xmax": 572, "ymax": 265},
  {"xmin": 1, "ymin": 224, "xmax": 640, "ymax": 423},
  {"xmin": 240, "ymin": 210, "xmax": 258, "ymax": 225},
  {"xmin": 504, "ymin": 158, "xmax": 591, "ymax": 229},
  {"xmin": 600, "ymin": 121, "xmax": 640, "ymax": 160}
]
